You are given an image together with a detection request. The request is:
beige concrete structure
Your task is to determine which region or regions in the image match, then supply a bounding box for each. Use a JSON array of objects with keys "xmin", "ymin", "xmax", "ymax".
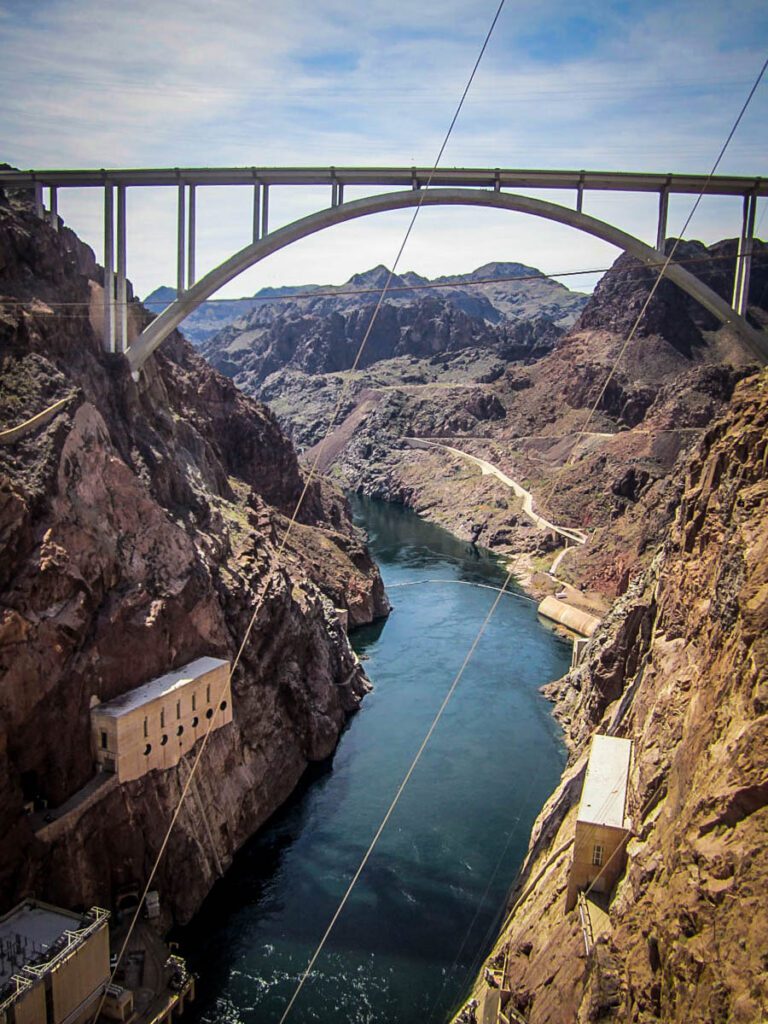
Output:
[
  {"xmin": 571, "ymin": 636, "xmax": 590, "ymax": 668},
  {"xmin": 0, "ymin": 900, "xmax": 109, "ymax": 1024},
  {"xmin": 566, "ymin": 735, "xmax": 632, "ymax": 912},
  {"xmin": 538, "ymin": 595, "xmax": 601, "ymax": 638},
  {"xmin": 91, "ymin": 656, "xmax": 232, "ymax": 783}
]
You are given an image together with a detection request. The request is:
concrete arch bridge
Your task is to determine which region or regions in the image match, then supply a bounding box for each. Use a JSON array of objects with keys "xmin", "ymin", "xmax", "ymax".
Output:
[{"xmin": 1, "ymin": 166, "xmax": 766, "ymax": 371}]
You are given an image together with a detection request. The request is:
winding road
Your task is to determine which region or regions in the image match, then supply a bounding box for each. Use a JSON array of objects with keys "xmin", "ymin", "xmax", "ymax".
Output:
[{"xmin": 405, "ymin": 437, "xmax": 588, "ymax": 546}]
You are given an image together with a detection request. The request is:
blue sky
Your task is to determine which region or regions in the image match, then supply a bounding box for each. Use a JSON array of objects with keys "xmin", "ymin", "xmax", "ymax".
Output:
[{"xmin": 0, "ymin": 0, "xmax": 766, "ymax": 297}]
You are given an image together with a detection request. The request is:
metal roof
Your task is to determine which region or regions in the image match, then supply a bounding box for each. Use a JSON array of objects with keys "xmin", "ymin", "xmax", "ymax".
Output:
[
  {"xmin": 0, "ymin": 901, "xmax": 82, "ymax": 987},
  {"xmin": 577, "ymin": 735, "xmax": 632, "ymax": 830},
  {"xmin": 92, "ymin": 656, "xmax": 229, "ymax": 717}
]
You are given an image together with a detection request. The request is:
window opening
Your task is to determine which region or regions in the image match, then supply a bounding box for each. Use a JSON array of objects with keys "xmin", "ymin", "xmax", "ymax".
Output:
[{"xmin": 592, "ymin": 844, "xmax": 604, "ymax": 867}]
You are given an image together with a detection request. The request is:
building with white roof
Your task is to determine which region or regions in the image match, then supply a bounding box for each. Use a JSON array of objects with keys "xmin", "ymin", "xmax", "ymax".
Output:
[
  {"xmin": 566, "ymin": 734, "xmax": 633, "ymax": 912},
  {"xmin": 90, "ymin": 656, "xmax": 232, "ymax": 782}
]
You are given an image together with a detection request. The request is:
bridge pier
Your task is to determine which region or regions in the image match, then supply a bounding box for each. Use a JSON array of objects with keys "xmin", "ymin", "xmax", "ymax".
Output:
[
  {"xmin": 252, "ymin": 182, "xmax": 262, "ymax": 241},
  {"xmin": 116, "ymin": 185, "xmax": 128, "ymax": 353},
  {"xmin": 331, "ymin": 179, "xmax": 344, "ymax": 207},
  {"xmin": 732, "ymin": 193, "xmax": 757, "ymax": 316},
  {"xmin": 33, "ymin": 181, "xmax": 44, "ymax": 219},
  {"xmin": 656, "ymin": 185, "xmax": 669, "ymax": 252},
  {"xmin": 261, "ymin": 184, "xmax": 270, "ymax": 236},
  {"xmin": 103, "ymin": 185, "xmax": 115, "ymax": 353},
  {"xmin": 187, "ymin": 184, "xmax": 196, "ymax": 287},
  {"xmin": 48, "ymin": 187, "xmax": 59, "ymax": 231},
  {"xmin": 176, "ymin": 183, "xmax": 186, "ymax": 295}
]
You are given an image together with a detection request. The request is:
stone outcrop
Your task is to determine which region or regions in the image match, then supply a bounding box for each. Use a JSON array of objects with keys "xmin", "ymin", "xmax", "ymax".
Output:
[
  {"xmin": 462, "ymin": 367, "xmax": 768, "ymax": 1023},
  {"xmin": 198, "ymin": 261, "xmax": 587, "ymax": 383},
  {"xmin": 0, "ymin": 191, "xmax": 388, "ymax": 924}
]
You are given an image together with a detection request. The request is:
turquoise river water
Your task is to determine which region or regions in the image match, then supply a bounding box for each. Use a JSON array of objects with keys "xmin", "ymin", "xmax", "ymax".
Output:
[{"xmin": 178, "ymin": 496, "xmax": 569, "ymax": 1023}]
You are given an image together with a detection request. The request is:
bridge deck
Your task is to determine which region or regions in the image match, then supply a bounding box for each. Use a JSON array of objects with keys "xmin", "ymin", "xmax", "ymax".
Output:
[{"xmin": 0, "ymin": 166, "xmax": 764, "ymax": 196}]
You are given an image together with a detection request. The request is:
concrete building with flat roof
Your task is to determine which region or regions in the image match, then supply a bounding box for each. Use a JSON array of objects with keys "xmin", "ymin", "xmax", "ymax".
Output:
[
  {"xmin": 566, "ymin": 734, "xmax": 633, "ymax": 912},
  {"xmin": 0, "ymin": 900, "xmax": 109, "ymax": 1024},
  {"xmin": 91, "ymin": 656, "xmax": 232, "ymax": 783}
]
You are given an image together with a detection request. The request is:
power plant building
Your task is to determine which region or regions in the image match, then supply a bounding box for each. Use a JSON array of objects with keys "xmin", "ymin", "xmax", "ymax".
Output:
[
  {"xmin": 91, "ymin": 656, "xmax": 232, "ymax": 783},
  {"xmin": 0, "ymin": 901, "xmax": 109, "ymax": 1024},
  {"xmin": 566, "ymin": 734, "xmax": 632, "ymax": 912}
]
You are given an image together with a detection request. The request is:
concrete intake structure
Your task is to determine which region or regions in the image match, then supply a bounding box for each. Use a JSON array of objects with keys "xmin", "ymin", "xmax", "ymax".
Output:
[
  {"xmin": 90, "ymin": 656, "xmax": 232, "ymax": 783},
  {"xmin": 537, "ymin": 595, "xmax": 601, "ymax": 637}
]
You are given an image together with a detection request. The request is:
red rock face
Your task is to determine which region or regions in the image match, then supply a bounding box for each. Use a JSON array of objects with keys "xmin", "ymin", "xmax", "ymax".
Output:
[
  {"xmin": 0, "ymin": 193, "xmax": 388, "ymax": 924},
  {"xmin": 466, "ymin": 369, "xmax": 768, "ymax": 1023}
]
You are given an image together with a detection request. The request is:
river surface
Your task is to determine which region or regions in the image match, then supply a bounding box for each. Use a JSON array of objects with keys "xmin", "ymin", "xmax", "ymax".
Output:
[{"xmin": 178, "ymin": 497, "xmax": 569, "ymax": 1023}]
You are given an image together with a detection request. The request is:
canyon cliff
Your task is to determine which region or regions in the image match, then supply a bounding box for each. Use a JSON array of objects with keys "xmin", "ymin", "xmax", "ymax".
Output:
[
  {"xmin": 459, "ymin": 365, "xmax": 768, "ymax": 1023},
  {"xmin": 197, "ymin": 236, "xmax": 766, "ymax": 608},
  {"xmin": 0, "ymin": 189, "xmax": 388, "ymax": 924}
]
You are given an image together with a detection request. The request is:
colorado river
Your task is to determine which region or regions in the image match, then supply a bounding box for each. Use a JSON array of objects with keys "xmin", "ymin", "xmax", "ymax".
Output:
[{"xmin": 178, "ymin": 497, "xmax": 569, "ymax": 1023}]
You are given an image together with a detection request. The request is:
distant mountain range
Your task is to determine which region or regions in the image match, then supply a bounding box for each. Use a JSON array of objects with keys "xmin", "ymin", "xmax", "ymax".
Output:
[{"xmin": 145, "ymin": 262, "xmax": 588, "ymax": 382}]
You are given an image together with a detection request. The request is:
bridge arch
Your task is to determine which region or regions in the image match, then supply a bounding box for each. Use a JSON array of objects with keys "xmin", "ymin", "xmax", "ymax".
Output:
[{"xmin": 127, "ymin": 188, "xmax": 767, "ymax": 373}]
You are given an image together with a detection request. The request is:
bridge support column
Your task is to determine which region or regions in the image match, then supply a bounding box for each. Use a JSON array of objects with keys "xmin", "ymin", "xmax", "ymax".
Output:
[
  {"xmin": 49, "ymin": 187, "xmax": 59, "ymax": 231},
  {"xmin": 33, "ymin": 181, "xmax": 44, "ymax": 219},
  {"xmin": 576, "ymin": 171, "xmax": 585, "ymax": 213},
  {"xmin": 103, "ymin": 185, "xmax": 115, "ymax": 353},
  {"xmin": 732, "ymin": 193, "xmax": 757, "ymax": 316},
  {"xmin": 656, "ymin": 186, "xmax": 669, "ymax": 253},
  {"xmin": 252, "ymin": 183, "xmax": 261, "ymax": 241},
  {"xmin": 116, "ymin": 185, "xmax": 128, "ymax": 354},
  {"xmin": 261, "ymin": 184, "xmax": 269, "ymax": 236},
  {"xmin": 187, "ymin": 184, "xmax": 196, "ymax": 287},
  {"xmin": 177, "ymin": 183, "xmax": 186, "ymax": 295}
]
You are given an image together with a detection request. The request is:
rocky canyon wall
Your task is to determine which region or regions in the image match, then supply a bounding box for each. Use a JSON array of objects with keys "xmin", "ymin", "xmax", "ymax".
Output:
[
  {"xmin": 0, "ymin": 190, "xmax": 388, "ymax": 924},
  {"xmin": 461, "ymin": 367, "xmax": 768, "ymax": 1023}
]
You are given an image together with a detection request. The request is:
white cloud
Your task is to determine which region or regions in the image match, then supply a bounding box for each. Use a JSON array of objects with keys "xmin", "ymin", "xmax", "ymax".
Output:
[{"xmin": 1, "ymin": 0, "xmax": 766, "ymax": 297}]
